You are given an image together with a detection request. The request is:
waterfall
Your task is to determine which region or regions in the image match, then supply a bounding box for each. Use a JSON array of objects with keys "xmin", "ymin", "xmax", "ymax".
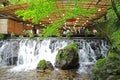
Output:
[
  {"xmin": 0, "ymin": 38, "xmax": 109, "ymax": 73},
  {"xmin": 76, "ymin": 39, "xmax": 109, "ymax": 74},
  {"xmin": 0, "ymin": 40, "xmax": 19, "ymax": 66},
  {"xmin": 11, "ymin": 38, "xmax": 69, "ymax": 71}
]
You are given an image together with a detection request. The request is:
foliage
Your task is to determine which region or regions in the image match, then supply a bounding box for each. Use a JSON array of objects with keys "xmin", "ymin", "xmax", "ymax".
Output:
[
  {"xmin": 42, "ymin": 5, "xmax": 96, "ymax": 37},
  {"xmin": 9, "ymin": 0, "xmax": 32, "ymax": 5},
  {"xmin": 25, "ymin": 30, "xmax": 34, "ymax": 39},
  {"xmin": 0, "ymin": 34, "xmax": 4, "ymax": 39},
  {"xmin": 96, "ymin": 58, "xmax": 107, "ymax": 68},
  {"xmin": 85, "ymin": 29, "xmax": 90, "ymax": 37},
  {"xmin": 111, "ymin": 28, "xmax": 120, "ymax": 52},
  {"xmin": 95, "ymin": 4, "xmax": 120, "ymax": 52},
  {"xmin": 92, "ymin": 1, "xmax": 120, "ymax": 79},
  {"xmin": 19, "ymin": 35, "xmax": 24, "ymax": 39},
  {"xmin": 10, "ymin": 32, "xmax": 15, "ymax": 38},
  {"xmin": 108, "ymin": 52, "xmax": 118, "ymax": 58},
  {"xmin": 66, "ymin": 31, "xmax": 73, "ymax": 38},
  {"xmin": 0, "ymin": 4, "xmax": 3, "ymax": 8},
  {"xmin": 15, "ymin": 0, "xmax": 55, "ymax": 24},
  {"xmin": 92, "ymin": 52, "xmax": 120, "ymax": 80},
  {"xmin": 37, "ymin": 59, "xmax": 46, "ymax": 70},
  {"xmin": 14, "ymin": 0, "xmax": 96, "ymax": 37}
]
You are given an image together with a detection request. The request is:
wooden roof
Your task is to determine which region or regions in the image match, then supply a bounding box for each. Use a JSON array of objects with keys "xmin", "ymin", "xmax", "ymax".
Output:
[{"xmin": 0, "ymin": 0, "xmax": 111, "ymax": 29}]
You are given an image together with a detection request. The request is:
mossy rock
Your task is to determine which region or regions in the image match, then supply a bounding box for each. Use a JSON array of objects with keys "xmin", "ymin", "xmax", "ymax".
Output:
[
  {"xmin": 37, "ymin": 59, "xmax": 54, "ymax": 70},
  {"xmin": 55, "ymin": 42, "xmax": 79, "ymax": 69},
  {"xmin": 37, "ymin": 59, "xmax": 46, "ymax": 70}
]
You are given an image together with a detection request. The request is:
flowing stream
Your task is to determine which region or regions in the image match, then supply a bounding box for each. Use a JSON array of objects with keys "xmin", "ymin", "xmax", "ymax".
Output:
[{"xmin": 0, "ymin": 38, "xmax": 109, "ymax": 80}]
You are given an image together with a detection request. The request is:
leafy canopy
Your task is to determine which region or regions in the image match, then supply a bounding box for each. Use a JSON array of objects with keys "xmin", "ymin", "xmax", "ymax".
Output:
[
  {"xmin": 15, "ymin": 0, "xmax": 55, "ymax": 24},
  {"xmin": 15, "ymin": 0, "xmax": 96, "ymax": 37}
]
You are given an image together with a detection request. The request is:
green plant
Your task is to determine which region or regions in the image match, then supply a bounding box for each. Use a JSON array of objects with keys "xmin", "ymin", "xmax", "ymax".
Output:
[
  {"xmin": 66, "ymin": 31, "xmax": 73, "ymax": 38},
  {"xmin": 0, "ymin": 3, "xmax": 3, "ymax": 8},
  {"xmin": 9, "ymin": 0, "xmax": 32, "ymax": 5},
  {"xmin": 26, "ymin": 30, "xmax": 34, "ymax": 39},
  {"xmin": 19, "ymin": 35, "xmax": 24, "ymax": 39},
  {"xmin": 10, "ymin": 32, "xmax": 15, "ymax": 38},
  {"xmin": 92, "ymin": 1, "xmax": 120, "ymax": 79},
  {"xmin": 85, "ymin": 29, "xmax": 90, "ymax": 37},
  {"xmin": 92, "ymin": 52, "xmax": 120, "ymax": 80},
  {"xmin": 96, "ymin": 58, "xmax": 107, "ymax": 68},
  {"xmin": 0, "ymin": 34, "xmax": 4, "ymax": 39},
  {"xmin": 15, "ymin": 0, "xmax": 55, "ymax": 24},
  {"xmin": 15, "ymin": 0, "xmax": 96, "ymax": 37}
]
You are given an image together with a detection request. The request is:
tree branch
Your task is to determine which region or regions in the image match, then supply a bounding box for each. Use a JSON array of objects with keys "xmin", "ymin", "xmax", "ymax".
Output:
[{"xmin": 111, "ymin": 0, "xmax": 120, "ymax": 21}]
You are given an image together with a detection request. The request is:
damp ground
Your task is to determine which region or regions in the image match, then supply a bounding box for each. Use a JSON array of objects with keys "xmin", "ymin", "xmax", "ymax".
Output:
[{"xmin": 0, "ymin": 66, "xmax": 90, "ymax": 80}]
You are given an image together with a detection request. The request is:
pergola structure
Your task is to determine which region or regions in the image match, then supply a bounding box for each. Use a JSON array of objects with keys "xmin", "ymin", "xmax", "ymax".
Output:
[{"xmin": 0, "ymin": 0, "xmax": 111, "ymax": 34}]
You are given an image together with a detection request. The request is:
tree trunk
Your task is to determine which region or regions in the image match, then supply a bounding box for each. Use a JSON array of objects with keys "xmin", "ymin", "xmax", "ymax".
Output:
[{"xmin": 111, "ymin": 0, "xmax": 120, "ymax": 21}]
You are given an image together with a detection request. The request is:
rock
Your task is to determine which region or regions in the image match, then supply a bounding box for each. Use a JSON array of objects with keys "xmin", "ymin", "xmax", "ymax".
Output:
[
  {"xmin": 90, "ymin": 43, "xmax": 96, "ymax": 50},
  {"xmin": 7, "ymin": 57, "xmax": 18, "ymax": 65},
  {"xmin": 46, "ymin": 61, "xmax": 54, "ymax": 70},
  {"xmin": 37, "ymin": 59, "xmax": 54, "ymax": 70},
  {"xmin": 55, "ymin": 42, "xmax": 79, "ymax": 69}
]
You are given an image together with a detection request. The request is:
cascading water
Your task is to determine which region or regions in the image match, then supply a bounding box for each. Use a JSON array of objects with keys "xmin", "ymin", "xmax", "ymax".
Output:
[
  {"xmin": 0, "ymin": 40, "xmax": 19, "ymax": 66},
  {"xmin": 11, "ymin": 38, "xmax": 69, "ymax": 71},
  {"xmin": 75, "ymin": 39, "xmax": 109, "ymax": 74},
  {"xmin": 0, "ymin": 38, "xmax": 109, "ymax": 74}
]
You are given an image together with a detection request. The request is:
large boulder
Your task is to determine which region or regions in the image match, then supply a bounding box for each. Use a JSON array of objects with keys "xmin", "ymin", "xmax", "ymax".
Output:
[
  {"xmin": 37, "ymin": 59, "xmax": 54, "ymax": 70},
  {"xmin": 55, "ymin": 42, "xmax": 79, "ymax": 69}
]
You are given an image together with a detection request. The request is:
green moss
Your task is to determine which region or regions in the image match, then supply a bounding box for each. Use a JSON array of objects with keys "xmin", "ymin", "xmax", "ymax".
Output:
[
  {"xmin": 62, "ymin": 51, "xmax": 68, "ymax": 60},
  {"xmin": 56, "ymin": 49, "xmax": 63, "ymax": 62},
  {"xmin": 56, "ymin": 42, "xmax": 78, "ymax": 63},
  {"xmin": 56, "ymin": 49, "xmax": 68, "ymax": 62},
  {"xmin": 65, "ymin": 42, "xmax": 78, "ymax": 54},
  {"xmin": 38, "ymin": 59, "xmax": 46, "ymax": 70}
]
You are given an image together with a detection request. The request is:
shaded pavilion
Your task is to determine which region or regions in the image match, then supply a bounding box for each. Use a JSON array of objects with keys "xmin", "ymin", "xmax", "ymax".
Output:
[{"xmin": 0, "ymin": 0, "xmax": 111, "ymax": 35}]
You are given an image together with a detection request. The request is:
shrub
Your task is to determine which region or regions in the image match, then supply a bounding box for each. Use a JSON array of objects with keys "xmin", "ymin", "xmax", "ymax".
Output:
[{"xmin": 0, "ymin": 34, "xmax": 4, "ymax": 39}]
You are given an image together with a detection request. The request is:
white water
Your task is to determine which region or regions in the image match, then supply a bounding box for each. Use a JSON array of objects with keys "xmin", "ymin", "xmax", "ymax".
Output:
[
  {"xmin": 77, "ymin": 41, "xmax": 96, "ymax": 74},
  {"xmin": 0, "ymin": 38, "xmax": 109, "ymax": 74},
  {"xmin": 0, "ymin": 41, "xmax": 9, "ymax": 66},
  {"xmin": 11, "ymin": 38, "xmax": 68, "ymax": 71},
  {"xmin": 77, "ymin": 39, "xmax": 109, "ymax": 74}
]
